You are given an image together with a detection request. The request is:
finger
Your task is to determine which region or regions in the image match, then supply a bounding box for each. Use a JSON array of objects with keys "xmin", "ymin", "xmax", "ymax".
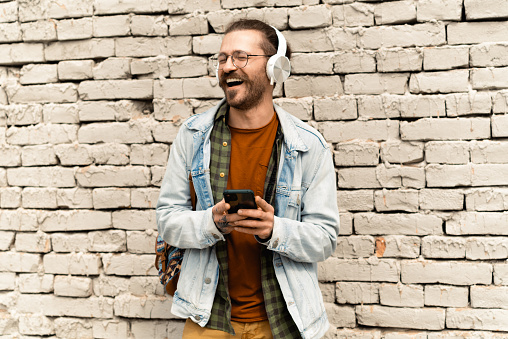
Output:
[
  {"xmin": 214, "ymin": 199, "xmax": 230, "ymax": 215},
  {"xmin": 255, "ymin": 196, "xmax": 274, "ymax": 212}
]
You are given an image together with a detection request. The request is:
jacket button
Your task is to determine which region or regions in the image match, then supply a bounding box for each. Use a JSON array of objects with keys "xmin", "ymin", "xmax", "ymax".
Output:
[
  {"xmin": 205, "ymin": 277, "xmax": 211, "ymax": 284},
  {"xmin": 272, "ymin": 239, "xmax": 279, "ymax": 248},
  {"xmin": 213, "ymin": 233, "xmax": 220, "ymax": 239},
  {"xmin": 194, "ymin": 315, "xmax": 201, "ymax": 321}
]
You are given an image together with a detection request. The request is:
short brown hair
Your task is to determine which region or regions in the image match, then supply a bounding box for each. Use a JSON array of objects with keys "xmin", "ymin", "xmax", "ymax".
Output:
[{"xmin": 224, "ymin": 19, "xmax": 292, "ymax": 60}]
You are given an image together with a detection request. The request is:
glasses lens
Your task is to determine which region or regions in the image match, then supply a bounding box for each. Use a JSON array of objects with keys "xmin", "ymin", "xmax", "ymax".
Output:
[{"xmin": 233, "ymin": 51, "xmax": 248, "ymax": 68}]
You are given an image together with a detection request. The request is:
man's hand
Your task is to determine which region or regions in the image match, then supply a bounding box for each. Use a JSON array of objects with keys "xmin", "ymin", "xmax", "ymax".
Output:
[
  {"xmin": 212, "ymin": 199, "xmax": 245, "ymax": 234},
  {"xmin": 232, "ymin": 196, "xmax": 274, "ymax": 240}
]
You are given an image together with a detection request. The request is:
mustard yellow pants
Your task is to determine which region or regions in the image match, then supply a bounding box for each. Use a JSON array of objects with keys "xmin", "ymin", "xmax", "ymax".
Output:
[{"xmin": 182, "ymin": 318, "xmax": 273, "ymax": 339}]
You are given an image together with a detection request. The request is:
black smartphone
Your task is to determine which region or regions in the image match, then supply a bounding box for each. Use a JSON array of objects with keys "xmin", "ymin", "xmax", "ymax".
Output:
[{"xmin": 223, "ymin": 189, "xmax": 257, "ymax": 214}]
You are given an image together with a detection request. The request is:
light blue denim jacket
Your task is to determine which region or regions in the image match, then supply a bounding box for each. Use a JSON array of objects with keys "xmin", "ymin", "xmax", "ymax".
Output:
[{"xmin": 156, "ymin": 99, "xmax": 340, "ymax": 339}]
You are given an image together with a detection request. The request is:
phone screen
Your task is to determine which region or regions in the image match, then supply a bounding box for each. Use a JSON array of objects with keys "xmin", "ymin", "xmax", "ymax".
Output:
[{"xmin": 223, "ymin": 189, "xmax": 257, "ymax": 214}]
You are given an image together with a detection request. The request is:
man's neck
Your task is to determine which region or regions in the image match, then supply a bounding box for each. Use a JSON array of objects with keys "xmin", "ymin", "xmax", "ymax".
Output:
[{"xmin": 227, "ymin": 99, "xmax": 274, "ymax": 129}]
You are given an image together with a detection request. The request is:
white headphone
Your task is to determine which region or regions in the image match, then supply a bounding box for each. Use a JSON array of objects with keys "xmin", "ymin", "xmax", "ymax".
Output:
[{"xmin": 215, "ymin": 26, "xmax": 291, "ymax": 85}]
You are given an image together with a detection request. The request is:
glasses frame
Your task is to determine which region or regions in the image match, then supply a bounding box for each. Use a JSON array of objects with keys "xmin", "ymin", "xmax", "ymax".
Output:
[{"xmin": 213, "ymin": 51, "xmax": 271, "ymax": 70}]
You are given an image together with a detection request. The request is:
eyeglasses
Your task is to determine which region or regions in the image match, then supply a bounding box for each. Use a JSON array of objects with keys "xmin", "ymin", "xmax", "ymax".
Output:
[{"xmin": 212, "ymin": 51, "xmax": 271, "ymax": 70}]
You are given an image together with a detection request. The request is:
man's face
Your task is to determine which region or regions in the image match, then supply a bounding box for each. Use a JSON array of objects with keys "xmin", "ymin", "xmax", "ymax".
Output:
[{"xmin": 217, "ymin": 30, "xmax": 272, "ymax": 111}]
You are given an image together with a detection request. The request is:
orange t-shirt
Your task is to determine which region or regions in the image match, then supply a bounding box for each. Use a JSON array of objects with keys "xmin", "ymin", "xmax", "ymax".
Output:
[{"xmin": 226, "ymin": 112, "xmax": 279, "ymax": 322}]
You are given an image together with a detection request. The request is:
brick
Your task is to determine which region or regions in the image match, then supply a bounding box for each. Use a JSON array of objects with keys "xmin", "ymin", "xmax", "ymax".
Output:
[
  {"xmin": 130, "ymin": 320, "xmax": 185, "ymax": 339},
  {"xmin": 93, "ymin": 320, "xmax": 129, "ymax": 339},
  {"xmin": 494, "ymin": 263, "xmax": 508, "ymax": 285},
  {"xmin": 0, "ymin": 42, "xmax": 44, "ymax": 65},
  {"xmin": 356, "ymin": 305, "xmax": 445, "ymax": 330},
  {"xmin": 93, "ymin": 188, "xmax": 131, "ymax": 209},
  {"xmin": 325, "ymin": 303, "xmax": 356, "ymax": 328},
  {"xmin": 0, "ymin": 1, "xmax": 17, "ymax": 23},
  {"xmin": 15, "ymin": 230, "xmax": 51, "ymax": 253},
  {"xmin": 336, "ymin": 282, "xmax": 379, "ymax": 304},
  {"xmin": 43, "ymin": 253, "xmax": 101, "ymax": 275},
  {"xmin": 318, "ymin": 257, "xmax": 399, "ymax": 282},
  {"xmin": 425, "ymin": 285, "xmax": 468, "ymax": 307},
  {"xmin": 337, "ymin": 190, "xmax": 373, "ymax": 212},
  {"xmin": 357, "ymin": 95, "xmax": 399, "ymax": 119},
  {"xmin": 18, "ymin": 273, "xmax": 54, "ymax": 293},
  {"xmin": 18, "ymin": 313, "xmax": 54, "ymax": 336},
  {"xmin": 44, "ymin": 0, "xmax": 93, "ymax": 19},
  {"xmin": 153, "ymin": 79, "xmax": 183, "ymax": 99},
  {"xmin": 93, "ymin": 15, "xmax": 130, "ymax": 37},
  {"xmin": 21, "ymin": 20, "xmax": 57, "ymax": 42},
  {"xmin": 421, "ymin": 236, "xmax": 466, "ymax": 259},
  {"xmin": 6, "ymin": 83, "xmax": 78, "ymax": 103},
  {"xmin": 334, "ymin": 235, "xmax": 374, "ymax": 258},
  {"xmin": 169, "ymin": 56, "xmax": 208, "ymax": 78},
  {"xmin": 102, "ymin": 253, "xmax": 157, "ymax": 276},
  {"xmin": 0, "ymin": 22, "xmax": 21, "ymax": 43},
  {"xmin": 446, "ymin": 92, "xmax": 492, "ymax": 116},
  {"xmin": 54, "ymin": 275, "xmax": 93, "ymax": 297},
  {"xmin": 221, "ymin": 0, "xmax": 301, "ymax": 9},
  {"xmin": 401, "ymin": 118, "xmax": 490, "ymax": 141},
  {"xmin": 465, "ymin": 0, "xmax": 508, "ymax": 20},
  {"xmin": 333, "ymin": 50, "xmax": 376, "ymax": 73},
  {"xmin": 332, "ymin": 3, "xmax": 374, "ymax": 27},
  {"xmin": 17, "ymin": 294, "xmax": 114, "ymax": 318},
  {"xmin": 448, "ymin": 22, "xmax": 508, "ymax": 45},
  {"xmin": 420, "ymin": 189, "xmax": 464, "ymax": 210},
  {"xmin": 93, "ymin": 275, "xmax": 130, "ymax": 297},
  {"xmin": 39, "ymin": 210, "xmax": 111, "ymax": 232},
  {"xmin": 466, "ymin": 188, "xmax": 508, "ymax": 211},
  {"xmin": 151, "ymin": 166, "xmax": 166, "ymax": 186},
  {"xmin": 113, "ymin": 209, "xmax": 156, "ymax": 231},
  {"xmin": 423, "ymin": 46, "xmax": 469, "ymax": 71},
  {"xmin": 90, "ymin": 230, "xmax": 126, "ymax": 252},
  {"xmin": 448, "ymin": 212, "xmax": 508, "ymax": 235},
  {"xmin": 273, "ymin": 97, "xmax": 313, "ymax": 121},
  {"xmin": 0, "ymin": 272, "xmax": 15, "ymax": 290},
  {"xmin": 94, "ymin": 0, "xmax": 168, "ymax": 14},
  {"xmin": 471, "ymin": 164, "xmax": 508, "ymax": 186},
  {"xmin": 319, "ymin": 120, "xmax": 399, "ymax": 143},
  {"xmin": 22, "ymin": 187, "xmax": 57, "ymax": 209},
  {"xmin": 58, "ymin": 60, "xmax": 94, "ymax": 81},
  {"xmin": 131, "ymin": 188, "xmax": 159, "ymax": 209},
  {"xmin": 374, "ymin": 189, "xmax": 419, "ymax": 212},
  {"xmin": 116, "ymin": 37, "xmax": 191, "ymax": 57},
  {"xmin": 0, "ymin": 187, "xmax": 21, "ymax": 208},
  {"xmin": 131, "ymin": 56, "xmax": 170, "ymax": 78},
  {"xmin": 377, "ymin": 48, "xmax": 422, "ymax": 73},
  {"xmin": 76, "ymin": 166, "xmax": 150, "ymax": 187},
  {"xmin": 7, "ymin": 124, "xmax": 77, "ymax": 145},
  {"xmin": 492, "ymin": 114, "xmax": 508, "ymax": 138},
  {"xmin": 0, "ymin": 251, "xmax": 39, "ymax": 272},
  {"xmin": 0, "ymin": 231, "xmax": 14, "ymax": 250},
  {"xmin": 344, "ymin": 73, "xmax": 408, "ymax": 95},
  {"xmin": 446, "ymin": 308, "xmax": 508, "ymax": 331},
  {"xmin": 0, "ymin": 145, "xmax": 21, "ymax": 166},
  {"xmin": 283, "ymin": 29, "xmax": 334, "ymax": 52},
  {"xmin": 57, "ymin": 188, "xmax": 93, "ymax": 209},
  {"xmin": 359, "ymin": 23, "xmax": 446, "ymax": 49},
  {"xmin": 45, "ymin": 39, "xmax": 115, "ymax": 61},
  {"xmin": 466, "ymin": 237, "xmax": 508, "ymax": 260},
  {"xmin": 56, "ymin": 17, "xmax": 93, "ymax": 41},
  {"xmin": 493, "ymin": 90, "xmax": 508, "ymax": 113},
  {"xmin": 355, "ymin": 213, "xmax": 442, "ymax": 235},
  {"xmin": 127, "ymin": 230, "xmax": 156, "ymax": 254},
  {"xmin": 54, "ymin": 318, "xmax": 92, "ymax": 338},
  {"xmin": 425, "ymin": 164, "xmax": 472, "ymax": 187},
  {"xmin": 472, "ymin": 67, "xmax": 508, "ymax": 90},
  {"xmin": 328, "ymin": 27, "xmax": 360, "ymax": 50},
  {"xmin": 381, "ymin": 141, "xmax": 424, "ymax": 164},
  {"xmin": 376, "ymin": 235, "xmax": 420, "ymax": 258},
  {"xmin": 416, "ymin": 0, "xmax": 462, "ymax": 21},
  {"xmin": 314, "ymin": 96, "xmax": 356, "ymax": 121},
  {"xmin": 284, "ymin": 75, "xmax": 343, "ymax": 97},
  {"xmin": 379, "ymin": 283, "xmax": 423, "ymax": 307},
  {"xmin": 374, "ymin": 1, "xmax": 416, "ymax": 25},
  {"xmin": 169, "ymin": 14, "xmax": 208, "ymax": 36},
  {"xmin": 410, "ymin": 70, "xmax": 469, "ymax": 94},
  {"xmin": 54, "ymin": 144, "xmax": 92, "ymax": 166},
  {"xmin": 51, "ymin": 232, "xmax": 90, "ymax": 252},
  {"xmin": 7, "ymin": 167, "xmax": 75, "ymax": 187},
  {"xmin": 131, "ymin": 15, "xmax": 167, "ymax": 36},
  {"xmin": 43, "ymin": 103, "xmax": 80, "ymax": 124},
  {"xmin": 425, "ymin": 141, "xmax": 470, "ymax": 164},
  {"xmin": 334, "ymin": 141, "xmax": 379, "ymax": 166},
  {"xmin": 289, "ymin": 5, "xmax": 332, "ymax": 29},
  {"xmin": 88, "ymin": 144, "xmax": 130, "ymax": 165},
  {"xmin": 20, "ymin": 64, "xmax": 58, "ymax": 85},
  {"xmin": 78, "ymin": 79, "xmax": 153, "ymax": 100},
  {"xmin": 284, "ymin": 52, "xmax": 332, "ymax": 75},
  {"xmin": 471, "ymin": 43, "xmax": 508, "ymax": 67},
  {"xmin": 78, "ymin": 120, "xmax": 153, "ymax": 144},
  {"xmin": 181, "ymin": 78, "xmax": 223, "ymax": 99},
  {"xmin": 337, "ymin": 166, "xmax": 395, "ymax": 189},
  {"xmin": 114, "ymin": 294, "xmax": 177, "ymax": 319},
  {"xmin": 336, "ymin": 213, "xmax": 352, "ymax": 232},
  {"xmin": 402, "ymin": 261, "xmax": 492, "ymax": 285},
  {"xmin": 79, "ymin": 100, "xmax": 149, "ymax": 122},
  {"xmin": 131, "ymin": 144, "xmax": 169, "ymax": 166},
  {"xmin": 93, "ymin": 58, "xmax": 131, "ymax": 80},
  {"xmin": 0, "ymin": 209, "xmax": 38, "ymax": 231},
  {"xmin": 129, "ymin": 276, "xmax": 165, "ymax": 295}
]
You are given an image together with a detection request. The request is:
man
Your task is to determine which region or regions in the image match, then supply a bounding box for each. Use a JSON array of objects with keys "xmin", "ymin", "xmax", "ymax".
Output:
[{"xmin": 156, "ymin": 19, "xmax": 340, "ymax": 339}]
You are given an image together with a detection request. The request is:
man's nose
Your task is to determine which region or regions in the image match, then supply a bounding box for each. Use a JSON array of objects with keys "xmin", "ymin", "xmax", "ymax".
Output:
[{"xmin": 221, "ymin": 55, "xmax": 238, "ymax": 73}]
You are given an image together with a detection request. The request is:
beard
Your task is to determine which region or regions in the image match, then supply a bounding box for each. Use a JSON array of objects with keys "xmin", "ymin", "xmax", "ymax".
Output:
[{"xmin": 220, "ymin": 72, "xmax": 267, "ymax": 111}]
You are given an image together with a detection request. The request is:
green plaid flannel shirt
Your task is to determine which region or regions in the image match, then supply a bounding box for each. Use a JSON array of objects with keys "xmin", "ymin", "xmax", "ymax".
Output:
[{"xmin": 206, "ymin": 103, "xmax": 301, "ymax": 338}]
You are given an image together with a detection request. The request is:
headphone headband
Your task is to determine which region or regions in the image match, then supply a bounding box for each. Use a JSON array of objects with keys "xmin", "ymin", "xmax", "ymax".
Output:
[{"xmin": 271, "ymin": 25, "xmax": 287, "ymax": 57}]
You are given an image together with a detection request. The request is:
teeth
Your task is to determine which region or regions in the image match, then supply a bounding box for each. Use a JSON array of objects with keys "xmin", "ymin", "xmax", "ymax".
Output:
[{"xmin": 226, "ymin": 78, "xmax": 243, "ymax": 83}]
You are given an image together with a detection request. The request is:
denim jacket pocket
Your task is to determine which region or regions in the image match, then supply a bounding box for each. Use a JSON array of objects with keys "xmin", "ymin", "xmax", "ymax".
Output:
[{"xmin": 286, "ymin": 188, "xmax": 302, "ymax": 220}]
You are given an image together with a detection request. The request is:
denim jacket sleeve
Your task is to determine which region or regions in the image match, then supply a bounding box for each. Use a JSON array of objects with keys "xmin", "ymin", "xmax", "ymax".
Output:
[
  {"xmin": 155, "ymin": 126, "xmax": 224, "ymax": 249},
  {"xmin": 263, "ymin": 144, "xmax": 340, "ymax": 263}
]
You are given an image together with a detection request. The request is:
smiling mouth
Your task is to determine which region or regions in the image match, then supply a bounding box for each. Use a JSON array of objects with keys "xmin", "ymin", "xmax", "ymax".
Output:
[{"xmin": 226, "ymin": 78, "xmax": 244, "ymax": 88}]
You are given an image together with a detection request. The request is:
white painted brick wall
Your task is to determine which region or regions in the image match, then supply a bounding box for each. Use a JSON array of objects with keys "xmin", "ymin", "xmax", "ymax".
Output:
[{"xmin": 0, "ymin": 1, "xmax": 507, "ymax": 337}]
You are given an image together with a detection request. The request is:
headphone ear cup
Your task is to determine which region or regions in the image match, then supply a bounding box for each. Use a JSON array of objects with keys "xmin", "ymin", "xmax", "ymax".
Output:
[{"xmin": 266, "ymin": 55, "xmax": 291, "ymax": 85}]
